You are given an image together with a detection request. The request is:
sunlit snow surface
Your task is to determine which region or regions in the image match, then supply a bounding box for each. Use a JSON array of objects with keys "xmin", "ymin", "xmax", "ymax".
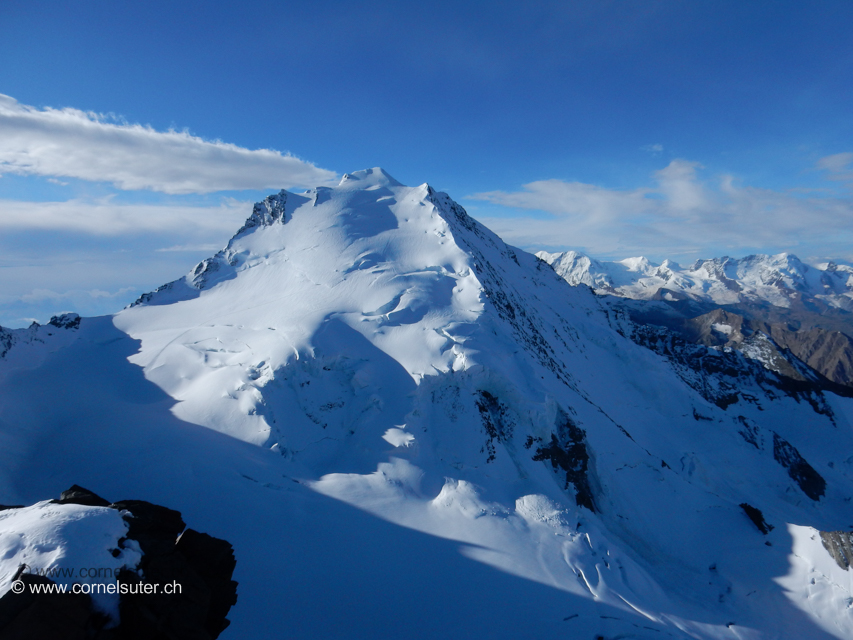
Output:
[{"xmin": 2, "ymin": 168, "xmax": 853, "ymax": 638}]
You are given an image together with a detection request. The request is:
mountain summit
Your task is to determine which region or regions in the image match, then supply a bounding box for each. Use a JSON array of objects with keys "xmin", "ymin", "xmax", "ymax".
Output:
[{"xmin": 2, "ymin": 170, "xmax": 853, "ymax": 639}]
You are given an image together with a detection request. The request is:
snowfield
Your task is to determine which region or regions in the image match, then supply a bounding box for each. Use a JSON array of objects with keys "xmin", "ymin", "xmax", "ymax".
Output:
[{"xmin": 2, "ymin": 168, "xmax": 853, "ymax": 638}]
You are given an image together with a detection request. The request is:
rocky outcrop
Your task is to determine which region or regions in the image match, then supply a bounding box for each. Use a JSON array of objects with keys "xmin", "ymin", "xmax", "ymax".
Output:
[
  {"xmin": 0, "ymin": 314, "xmax": 81, "ymax": 361},
  {"xmin": 48, "ymin": 314, "xmax": 81, "ymax": 330},
  {"xmin": 475, "ymin": 390, "xmax": 514, "ymax": 464},
  {"xmin": 233, "ymin": 190, "xmax": 289, "ymax": 237},
  {"xmin": 761, "ymin": 324, "xmax": 853, "ymax": 387},
  {"xmin": 819, "ymin": 531, "xmax": 853, "ymax": 570},
  {"xmin": 0, "ymin": 486, "xmax": 238, "ymax": 640},
  {"xmin": 526, "ymin": 410, "xmax": 596, "ymax": 512},
  {"xmin": 771, "ymin": 434, "xmax": 826, "ymax": 501},
  {"xmin": 680, "ymin": 309, "xmax": 749, "ymax": 347},
  {"xmin": 739, "ymin": 503, "xmax": 773, "ymax": 535},
  {"xmin": 0, "ymin": 327, "xmax": 12, "ymax": 360}
]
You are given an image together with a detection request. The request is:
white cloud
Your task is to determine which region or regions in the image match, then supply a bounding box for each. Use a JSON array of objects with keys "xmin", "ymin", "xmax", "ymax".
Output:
[
  {"xmin": 0, "ymin": 197, "xmax": 250, "ymax": 235},
  {"xmin": 653, "ymin": 159, "xmax": 708, "ymax": 212},
  {"xmin": 0, "ymin": 94, "xmax": 337, "ymax": 193},
  {"xmin": 641, "ymin": 143, "xmax": 663, "ymax": 155},
  {"xmin": 469, "ymin": 159, "xmax": 853, "ymax": 260},
  {"xmin": 472, "ymin": 179, "xmax": 651, "ymax": 223},
  {"xmin": 817, "ymin": 152, "xmax": 853, "ymax": 184}
]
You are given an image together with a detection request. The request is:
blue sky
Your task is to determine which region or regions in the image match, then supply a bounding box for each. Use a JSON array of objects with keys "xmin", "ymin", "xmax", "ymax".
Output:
[{"xmin": 2, "ymin": 0, "xmax": 853, "ymax": 326}]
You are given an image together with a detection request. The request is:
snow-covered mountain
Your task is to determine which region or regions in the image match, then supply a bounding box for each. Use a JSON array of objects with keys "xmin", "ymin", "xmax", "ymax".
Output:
[
  {"xmin": 2, "ymin": 168, "xmax": 853, "ymax": 639},
  {"xmin": 537, "ymin": 249, "xmax": 853, "ymax": 311}
]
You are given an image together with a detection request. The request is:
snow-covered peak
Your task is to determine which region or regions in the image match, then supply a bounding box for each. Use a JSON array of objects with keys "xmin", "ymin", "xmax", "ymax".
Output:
[
  {"xmin": 118, "ymin": 170, "xmax": 561, "ymax": 448},
  {"xmin": 337, "ymin": 167, "xmax": 402, "ymax": 188},
  {"xmin": 618, "ymin": 256, "xmax": 652, "ymax": 273},
  {"xmin": 535, "ymin": 250, "xmax": 614, "ymax": 290}
]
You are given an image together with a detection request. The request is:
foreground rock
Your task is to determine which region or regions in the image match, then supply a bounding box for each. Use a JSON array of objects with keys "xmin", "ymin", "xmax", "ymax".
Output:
[{"xmin": 0, "ymin": 486, "xmax": 237, "ymax": 640}]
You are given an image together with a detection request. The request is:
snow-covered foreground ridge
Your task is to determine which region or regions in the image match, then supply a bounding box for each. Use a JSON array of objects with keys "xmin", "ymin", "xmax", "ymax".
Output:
[
  {"xmin": 3, "ymin": 168, "xmax": 853, "ymax": 639},
  {"xmin": 538, "ymin": 249, "xmax": 853, "ymax": 310}
]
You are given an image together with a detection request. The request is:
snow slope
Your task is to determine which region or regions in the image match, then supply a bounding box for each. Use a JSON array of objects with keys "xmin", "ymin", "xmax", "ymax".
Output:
[
  {"xmin": 2, "ymin": 168, "xmax": 853, "ymax": 638},
  {"xmin": 538, "ymin": 249, "xmax": 853, "ymax": 310}
]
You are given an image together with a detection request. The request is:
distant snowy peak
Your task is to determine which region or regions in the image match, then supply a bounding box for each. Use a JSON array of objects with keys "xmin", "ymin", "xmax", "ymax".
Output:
[
  {"xmin": 539, "ymin": 250, "xmax": 610, "ymax": 289},
  {"xmin": 338, "ymin": 166, "xmax": 403, "ymax": 187},
  {"xmin": 538, "ymin": 249, "xmax": 853, "ymax": 310}
]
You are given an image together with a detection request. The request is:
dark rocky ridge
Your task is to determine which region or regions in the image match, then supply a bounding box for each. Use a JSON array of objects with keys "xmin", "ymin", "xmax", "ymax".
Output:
[
  {"xmin": 0, "ymin": 313, "xmax": 82, "ymax": 361},
  {"xmin": 613, "ymin": 297, "xmax": 853, "ymax": 389}
]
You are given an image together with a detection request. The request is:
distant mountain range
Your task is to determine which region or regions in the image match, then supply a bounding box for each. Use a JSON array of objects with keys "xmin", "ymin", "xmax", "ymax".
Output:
[
  {"xmin": 537, "ymin": 250, "xmax": 853, "ymax": 309},
  {"xmin": 539, "ymin": 250, "xmax": 853, "ymax": 389}
]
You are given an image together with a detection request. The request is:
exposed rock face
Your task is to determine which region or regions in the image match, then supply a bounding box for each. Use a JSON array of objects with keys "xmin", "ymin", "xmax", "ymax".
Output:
[
  {"xmin": 526, "ymin": 410, "xmax": 596, "ymax": 512},
  {"xmin": 236, "ymin": 189, "xmax": 289, "ymax": 233},
  {"xmin": 53, "ymin": 484, "xmax": 111, "ymax": 508},
  {"xmin": 771, "ymin": 434, "xmax": 826, "ymax": 501},
  {"xmin": 0, "ymin": 327, "xmax": 11, "ymax": 359},
  {"xmin": 48, "ymin": 314, "xmax": 81, "ymax": 330},
  {"xmin": 680, "ymin": 309, "xmax": 749, "ymax": 347},
  {"xmin": 475, "ymin": 390, "xmax": 512, "ymax": 464},
  {"xmin": 740, "ymin": 503, "xmax": 774, "ymax": 535},
  {"xmin": 819, "ymin": 531, "xmax": 853, "ymax": 570},
  {"xmin": 0, "ymin": 486, "xmax": 238, "ymax": 640},
  {"xmin": 613, "ymin": 303, "xmax": 853, "ymax": 389},
  {"xmin": 762, "ymin": 324, "xmax": 853, "ymax": 387}
]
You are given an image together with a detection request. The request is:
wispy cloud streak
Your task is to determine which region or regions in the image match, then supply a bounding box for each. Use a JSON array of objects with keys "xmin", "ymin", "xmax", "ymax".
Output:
[
  {"xmin": 0, "ymin": 198, "xmax": 250, "ymax": 235},
  {"xmin": 0, "ymin": 94, "xmax": 337, "ymax": 193}
]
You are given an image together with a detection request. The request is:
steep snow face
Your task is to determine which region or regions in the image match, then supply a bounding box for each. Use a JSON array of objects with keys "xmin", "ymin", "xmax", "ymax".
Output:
[
  {"xmin": 3, "ymin": 169, "xmax": 853, "ymax": 639},
  {"xmin": 539, "ymin": 249, "xmax": 853, "ymax": 310}
]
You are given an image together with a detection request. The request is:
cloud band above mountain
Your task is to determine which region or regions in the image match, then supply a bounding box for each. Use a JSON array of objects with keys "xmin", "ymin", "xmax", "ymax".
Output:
[
  {"xmin": 0, "ymin": 94, "xmax": 337, "ymax": 194},
  {"xmin": 0, "ymin": 198, "xmax": 249, "ymax": 235},
  {"xmin": 470, "ymin": 159, "xmax": 853, "ymax": 261}
]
